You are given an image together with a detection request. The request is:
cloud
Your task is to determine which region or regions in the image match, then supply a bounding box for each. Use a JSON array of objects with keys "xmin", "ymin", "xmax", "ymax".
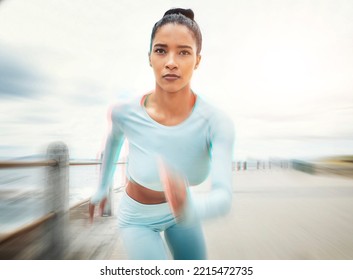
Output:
[
  {"xmin": 68, "ymin": 80, "xmax": 107, "ymax": 106},
  {"xmin": 0, "ymin": 46, "xmax": 44, "ymax": 99}
]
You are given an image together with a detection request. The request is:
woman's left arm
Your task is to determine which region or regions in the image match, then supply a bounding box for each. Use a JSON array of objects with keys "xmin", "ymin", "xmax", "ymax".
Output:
[{"xmin": 189, "ymin": 114, "xmax": 235, "ymax": 220}]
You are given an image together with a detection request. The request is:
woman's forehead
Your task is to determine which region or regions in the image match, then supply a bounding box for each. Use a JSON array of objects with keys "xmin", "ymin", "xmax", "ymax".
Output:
[{"xmin": 153, "ymin": 23, "xmax": 196, "ymax": 47}]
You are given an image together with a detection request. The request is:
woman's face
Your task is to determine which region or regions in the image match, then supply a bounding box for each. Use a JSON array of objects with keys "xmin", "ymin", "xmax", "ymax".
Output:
[{"xmin": 149, "ymin": 23, "xmax": 201, "ymax": 94}]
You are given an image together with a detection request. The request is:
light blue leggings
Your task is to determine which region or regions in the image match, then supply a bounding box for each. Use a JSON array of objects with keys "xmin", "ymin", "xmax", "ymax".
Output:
[{"xmin": 117, "ymin": 191, "xmax": 207, "ymax": 260}]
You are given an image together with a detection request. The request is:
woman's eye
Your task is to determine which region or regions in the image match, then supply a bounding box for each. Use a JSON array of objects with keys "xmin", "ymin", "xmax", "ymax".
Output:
[
  {"xmin": 155, "ymin": 48, "xmax": 166, "ymax": 54},
  {"xmin": 180, "ymin": 50, "xmax": 190, "ymax": 55}
]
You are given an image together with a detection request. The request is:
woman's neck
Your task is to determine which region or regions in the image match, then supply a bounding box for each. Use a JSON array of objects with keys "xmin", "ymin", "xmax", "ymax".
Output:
[{"xmin": 145, "ymin": 86, "xmax": 196, "ymax": 126}]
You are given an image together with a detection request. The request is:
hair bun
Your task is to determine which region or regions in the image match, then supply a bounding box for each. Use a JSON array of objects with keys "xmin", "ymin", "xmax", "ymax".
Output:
[{"xmin": 163, "ymin": 8, "xmax": 194, "ymax": 21}]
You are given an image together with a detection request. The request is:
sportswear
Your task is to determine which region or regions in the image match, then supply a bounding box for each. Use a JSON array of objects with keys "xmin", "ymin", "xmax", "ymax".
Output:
[{"xmin": 91, "ymin": 94, "xmax": 235, "ymax": 220}]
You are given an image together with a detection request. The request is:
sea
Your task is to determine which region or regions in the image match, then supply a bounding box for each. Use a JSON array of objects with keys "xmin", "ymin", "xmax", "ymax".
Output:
[{"xmin": 0, "ymin": 159, "xmax": 126, "ymax": 234}]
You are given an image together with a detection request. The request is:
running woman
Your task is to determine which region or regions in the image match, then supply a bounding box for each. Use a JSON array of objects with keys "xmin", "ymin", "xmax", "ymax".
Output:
[{"xmin": 89, "ymin": 8, "xmax": 235, "ymax": 260}]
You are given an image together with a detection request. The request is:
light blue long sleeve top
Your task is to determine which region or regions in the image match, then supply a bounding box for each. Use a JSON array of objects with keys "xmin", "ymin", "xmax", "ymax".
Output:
[{"xmin": 91, "ymin": 94, "xmax": 235, "ymax": 220}]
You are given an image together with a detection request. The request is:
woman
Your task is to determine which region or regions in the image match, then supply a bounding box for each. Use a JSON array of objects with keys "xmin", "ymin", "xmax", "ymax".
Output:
[{"xmin": 89, "ymin": 8, "xmax": 235, "ymax": 260}]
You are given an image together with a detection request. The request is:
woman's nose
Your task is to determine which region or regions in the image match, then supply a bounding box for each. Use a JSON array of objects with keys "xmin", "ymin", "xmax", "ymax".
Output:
[{"xmin": 165, "ymin": 53, "xmax": 178, "ymax": 69}]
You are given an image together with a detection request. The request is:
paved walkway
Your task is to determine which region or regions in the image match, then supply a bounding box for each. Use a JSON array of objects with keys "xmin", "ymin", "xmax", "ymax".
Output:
[{"xmin": 63, "ymin": 170, "xmax": 353, "ymax": 260}]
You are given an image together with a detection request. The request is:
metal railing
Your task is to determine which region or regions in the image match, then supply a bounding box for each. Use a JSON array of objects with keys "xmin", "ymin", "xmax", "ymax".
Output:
[
  {"xmin": 0, "ymin": 141, "xmax": 128, "ymax": 259},
  {"xmin": 0, "ymin": 160, "xmax": 57, "ymax": 169},
  {"xmin": 0, "ymin": 142, "xmax": 70, "ymax": 259}
]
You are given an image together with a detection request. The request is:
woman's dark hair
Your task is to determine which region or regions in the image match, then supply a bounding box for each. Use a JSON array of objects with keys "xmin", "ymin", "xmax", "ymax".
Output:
[{"xmin": 150, "ymin": 8, "xmax": 202, "ymax": 55}]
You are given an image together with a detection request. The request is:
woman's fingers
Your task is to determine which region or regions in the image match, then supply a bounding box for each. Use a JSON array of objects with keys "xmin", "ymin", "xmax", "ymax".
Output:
[
  {"xmin": 88, "ymin": 203, "xmax": 95, "ymax": 223},
  {"xmin": 89, "ymin": 197, "xmax": 107, "ymax": 223},
  {"xmin": 171, "ymin": 176, "xmax": 187, "ymax": 215},
  {"xmin": 158, "ymin": 160, "xmax": 187, "ymax": 217},
  {"xmin": 157, "ymin": 158, "xmax": 188, "ymax": 218}
]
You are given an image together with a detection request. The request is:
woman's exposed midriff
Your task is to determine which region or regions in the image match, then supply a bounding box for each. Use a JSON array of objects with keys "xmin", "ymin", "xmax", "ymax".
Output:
[{"xmin": 125, "ymin": 180, "xmax": 167, "ymax": 204}]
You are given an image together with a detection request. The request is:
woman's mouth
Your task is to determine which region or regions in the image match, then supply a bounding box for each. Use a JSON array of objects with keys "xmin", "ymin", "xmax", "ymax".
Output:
[{"xmin": 163, "ymin": 74, "xmax": 180, "ymax": 81}]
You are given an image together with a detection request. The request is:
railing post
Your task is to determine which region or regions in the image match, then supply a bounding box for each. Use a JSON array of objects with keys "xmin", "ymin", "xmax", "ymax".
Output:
[{"xmin": 43, "ymin": 141, "xmax": 69, "ymax": 259}]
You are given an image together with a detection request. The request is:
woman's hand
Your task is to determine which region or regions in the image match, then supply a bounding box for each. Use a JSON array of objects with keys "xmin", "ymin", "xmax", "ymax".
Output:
[
  {"xmin": 159, "ymin": 160, "xmax": 187, "ymax": 218},
  {"xmin": 88, "ymin": 197, "xmax": 107, "ymax": 223}
]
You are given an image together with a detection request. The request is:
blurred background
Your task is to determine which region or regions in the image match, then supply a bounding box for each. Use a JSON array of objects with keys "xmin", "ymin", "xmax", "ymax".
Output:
[{"xmin": 0, "ymin": 0, "xmax": 353, "ymax": 260}]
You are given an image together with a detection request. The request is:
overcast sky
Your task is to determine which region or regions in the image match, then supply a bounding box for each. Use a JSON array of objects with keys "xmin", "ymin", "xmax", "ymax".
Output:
[{"xmin": 1, "ymin": 0, "xmax": 353, "ymax": 160}]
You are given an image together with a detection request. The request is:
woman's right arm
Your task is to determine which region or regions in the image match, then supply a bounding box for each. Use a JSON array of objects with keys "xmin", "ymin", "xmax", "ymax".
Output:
[{"xmin": 90, "ymin": 105, "xmax": 126, "ymax": 206}]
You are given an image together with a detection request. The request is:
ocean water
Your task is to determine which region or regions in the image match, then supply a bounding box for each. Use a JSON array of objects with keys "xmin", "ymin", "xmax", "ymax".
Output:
[{"xmin": 0, "ymin": 163, "xmax": 126, "ymax": 234}]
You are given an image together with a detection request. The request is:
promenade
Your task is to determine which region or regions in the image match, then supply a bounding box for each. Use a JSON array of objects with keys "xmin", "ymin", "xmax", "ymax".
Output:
[{"xmin": 62, "ymin": 169, "xmax": 353, "ymax": 260}]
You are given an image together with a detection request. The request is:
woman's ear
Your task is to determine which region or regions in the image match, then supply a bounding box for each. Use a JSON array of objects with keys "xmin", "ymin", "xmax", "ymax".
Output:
[
  {"xmin": 195, "ymin": 55, "xmax": 201, "ymax": 69},
  {"xmin": 148, "ymin": 53, "xmax": 152, "ymax": 67}
]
